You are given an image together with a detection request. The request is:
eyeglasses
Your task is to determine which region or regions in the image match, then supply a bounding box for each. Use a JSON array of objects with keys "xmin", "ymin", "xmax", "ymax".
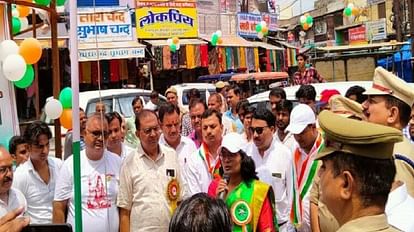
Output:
[
  {"xmin": 190, "ymin": 114, "xmax": 203, "ymax": 120},
  {"xmin": 249, "ymin": 126, "xmax": 269, "ymax": 135},
  {"xmin": 87, "ymin": 130, "xmax": 109, "ymax": 138},
  {"xmin": 141, "ymin": 126, "xmax": 161, "ymax": 135},
  {"xmin": 0, "ymin": 166, "xmax": 13, "ymax": 175}
]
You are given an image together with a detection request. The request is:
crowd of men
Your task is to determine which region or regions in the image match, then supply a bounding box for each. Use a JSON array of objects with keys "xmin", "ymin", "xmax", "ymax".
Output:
[{"xmin": 1, "ymin": 64, "xmax": 414, "ymax": 232}]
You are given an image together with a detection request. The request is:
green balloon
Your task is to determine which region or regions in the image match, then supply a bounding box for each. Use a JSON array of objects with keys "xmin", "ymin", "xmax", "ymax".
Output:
[
  {"xmin": 14, "ymin": 65, "xmax": 34, "ymax": 89},
  {"xmin": 306, "ymin": 15, "xmax": 313, "ymax": 24},
  {"xmin": 57, "ymin": 0, "xmax": 66, "ymax": 6},
  {"xmin": 344, "ymin": 7, "xmax": 352, "ymax": 16},
  {"xmin": 170, "ymin": 43, "xmax": 177, "ymax": 52},
  {"xmin": 59, "ymin": 87, "xmax": 72, "ymax": 109},
  {"xmin": 255, "ymin": 24, "xmax": 262, "ymax": 33},
  {"xmin": 12, "ymin": 17, "xmax": 21, "ymax": 35},
  {"xmin": 211, "ymin": 33, "xmax": 219, "ymax": 46},
  {"xmin": 35, "ymin": 0, "xmax": 51, "ymax": 6}
]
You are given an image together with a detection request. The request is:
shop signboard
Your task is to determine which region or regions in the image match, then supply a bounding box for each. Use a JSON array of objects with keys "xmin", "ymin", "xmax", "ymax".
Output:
[
  {"xmin": 237, "ymin": 13, "xmax": 278, "ymax": 39},
  {"xmin": 365, "ymin": 19, "xmax": 386, "ymax": 41},
  {"xmin": 77, "ymin": 7, "xmax": 132, "ymax": 43},
  {"xmin": 135, "ymin": 0, "xmax": 198, "ymax": 39},
  {"xmin": 79, "ymin": 47, "xmax": 145, "ymax": 61},
  {"xmin": 348, "ymin": 25, "xmax": 367, "ymax": 45}
]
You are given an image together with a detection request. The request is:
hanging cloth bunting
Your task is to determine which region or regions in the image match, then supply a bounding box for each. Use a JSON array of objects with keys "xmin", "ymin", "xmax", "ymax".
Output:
[
  {"xmin": 195, "ymin": 45, "xmax": 201, "ymax": 67},
  {"xmin": 266, "ymin": 50, "xmax": 271, "ymax": 72},
  {"xmin": 119, "ymin": 60, "xmax": 128, "ymax": 81},
  {"xmin": 109, "ymin": 60, "xmax": 120, "ymax": 82},
  {"xmin": 239, "ymin": 47, "xmax": 246, "ymax": 68},
  {"xmin": 178, "ymin": 46, "xmax": 187, "ymax": 68},
  {"xmin": 254, "ymin": 48, "xmax": 259, "ymax": 72},
  {"xmin": 186, "ymin": 45, "xmax": 196, "ymax": 69},
  {"xmin": 101, "ymin": 60, "xmax": 110, "ymax": 84},
  {"xmin": 233, "ymin": 47, "xmax": 239, "ymax": 69},
  {"xmin": 154, "ymin": 47, "xmax": 163, "ymax": 71},
  {"xmin": 200, "ymin": 44, "xmax": 209, "ymax": 67},
  {"xmin": 225, "ymin": 47, "xmax": 233, "ymax": 70},
  {"xmin": 163, "ymin": 46, "xmax": 172, "ymax": 70},
  {"xmin": 171, "ymin": 49, "xmax": 179, "ymax": 69}
]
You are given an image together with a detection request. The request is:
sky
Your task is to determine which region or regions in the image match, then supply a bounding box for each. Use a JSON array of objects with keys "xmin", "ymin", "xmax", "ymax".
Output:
[{"xmin": 278, "ymin": 0, "xmax": 315, "ymax": 16}]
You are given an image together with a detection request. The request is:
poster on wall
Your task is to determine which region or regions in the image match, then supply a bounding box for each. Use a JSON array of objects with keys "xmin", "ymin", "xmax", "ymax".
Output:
[{"xmin": 237, "ymin": 12, "xmax": 277, "ymax": 39}]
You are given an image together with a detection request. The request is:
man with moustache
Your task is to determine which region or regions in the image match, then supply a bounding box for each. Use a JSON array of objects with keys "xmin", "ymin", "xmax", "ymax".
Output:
[
  {"xmin": 117, "ymin": 110, "xmax": 185, "ymax": 232},
  {"xmin": 125, "ymin": 96, "xmax": 144, "ymax": 148},
  {"xmin": 13, "ymin": 121, "xmax": 62, "ymax": 224},
  {"xmin": 188, "ymin": 99, "xmax": 207, "ymax": 148},
  {"xmin": 274, "ymin": 100, "xmax": 296, "ymax": 152},
  {"xmin": 158, "ymin": 103, "xmax": 197, "ymax": 167},
  {"xmin": 0, "ymin": 145, "xmax": 26, "ymax": 218},
  {"xmin": 184, "ymin": 109, "xmax": 224, "ymax": 195},
  {"xmin": 53, "ymin": 114, "xmax": 122, "ymax": 232},
  {"xmin": 286, "ymin": 104, "xmax": 323, "ymax": 232},
  {"xmin": 243, "ymin": 107, "xmax": 293, "ymax": 231},
  {"xmin": 105, "ymin": 112, "xmax": 134, "ymax": 161},
  {"xmin": 362, "ymin": 67, "xmax": 414, "ymax": 197}
]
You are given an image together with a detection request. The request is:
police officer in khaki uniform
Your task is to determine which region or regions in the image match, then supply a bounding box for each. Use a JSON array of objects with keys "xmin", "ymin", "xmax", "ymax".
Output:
[
  {"xmin": 310, "ymin": 96, "xmax": 365, "ymax": 232},
  {"xmin": 362, "ymin": 67, "xmax": 414, "ymax": 197},
  {"xmin": 316, "ymin": 110, "xmax": 402, "ymax": 232}
]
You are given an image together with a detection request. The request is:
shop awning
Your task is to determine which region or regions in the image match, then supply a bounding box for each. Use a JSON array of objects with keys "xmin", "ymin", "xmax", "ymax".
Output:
[
  {"xmin": 78, "ymin": 41, "xmax": 146, "ymax": 62},
  {"xmin": 231, "ymin": 72, "xmax": 289, "ymax": 81},
  {"xmin": 198, "ymin": 73, "xmax": 235, "ymax": 82},
  {"xmin": 316, "ymin": 42, "xmax": 409, "ymax": 53},
  {"xmin": 251, "ymin": 42, "xmax": 284, "ymax": 51},
  {"xmin": 200, "ymin": 35, "xmax": 257, "ymax": 47},
  {"xmin": 144, "ymin": 39, "xmax": 207, "ymax": 46}
]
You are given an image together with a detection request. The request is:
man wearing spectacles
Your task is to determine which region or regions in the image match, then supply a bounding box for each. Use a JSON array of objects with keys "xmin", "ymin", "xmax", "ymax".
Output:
[
  {"xmin": 244, "ymin": 107, "xmax": 293, "ymax": 231},
  {"xmin": 13, "ymin": 121, "xmax": 62, "ymax": 224},
  {"xmin": 117, "ymin": 110, "xmax": 186, "ymax": 232},
  {"xmin": 0, "ymin": 145, "xmax": 26, "ymax": 218},
  {"xmin": 53, "ymin": 114, "xmax": 122, "ymax": 232},
  {"xmin": 159, "ymin": 103, "xmax": 196, "ymax": 167}
]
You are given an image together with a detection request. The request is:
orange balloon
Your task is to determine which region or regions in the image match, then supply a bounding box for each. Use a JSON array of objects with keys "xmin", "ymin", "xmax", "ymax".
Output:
[
  {"xmin": 217, "ymin": 38, "xmax": 223, "ymax": 45},
  {"xmin": 19, "ymin": 38, "xmax": 42, "ymax": 64},
  {"xmin": 261, "ymin": 26, "xmax": 269, "ymax": 34},
  {"xmin": 172, "ymin": 37, "xmax": 179, "ymax": 44},
  {"xmin": 352, "ymin": 7, "xmax": 359, "ymax": 16},
  {"xmin": 303, "ymin": 23, "xmax": 309, "ymax": 30},
  {"xmin": 17, "ymin": 5, "xmax": 30, "ymax": 18},
  {"xmin": 60, "ymin": 109, "xmax": 72, "ymax": 129}
]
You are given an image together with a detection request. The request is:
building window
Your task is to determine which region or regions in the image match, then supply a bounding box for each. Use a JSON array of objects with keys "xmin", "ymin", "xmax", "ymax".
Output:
[
  {"xmin": 378, "ymin": 2, "xmax": 386, "ymax": 19},
  {"xmin": 77, "ymin": 0, "xmax": 119, "ymax": 7}
]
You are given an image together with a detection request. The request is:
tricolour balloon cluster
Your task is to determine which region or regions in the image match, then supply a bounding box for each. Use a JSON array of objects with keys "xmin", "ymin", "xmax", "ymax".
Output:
[
  {"xmin": 44, "ymin": 87, "xmax": 73, "ymax": 129},
  {"xmin": 0, "ymin": 38, "xmax": 42, "ymax": 88},
  {"xmin": 167, "ymin": 37, "xmax": 180, "ymax": 52},
  {"xmin": 343, "ymin": 3, "xmax": 359, "ymax": 18},
  {"xmin": 255, "ymin": 21, "xmax": 269, "ymax": 39},
  {"xmin": 299, "ymin": 14, "xmax": 313, "ymax": 31},
  {"xmin": 211, "ymin": 30, "xmax": 223, "ymax": 46}
]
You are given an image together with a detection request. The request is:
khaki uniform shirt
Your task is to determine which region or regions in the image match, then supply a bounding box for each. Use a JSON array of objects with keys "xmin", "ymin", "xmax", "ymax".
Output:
[
  {"xmin": 337, "ymin": 214, "xmax": 401, "ymax": 232},
  {"xmin": 309, "ymin": 163, "xmax": 340, "ymax": 232},
  {"xmin": 117, "ymin": 144, "xmax": 186, "ymax": 232},
  {"xmin": 393, "ymin": 137, "xmax": 414, "ymax": 197}
]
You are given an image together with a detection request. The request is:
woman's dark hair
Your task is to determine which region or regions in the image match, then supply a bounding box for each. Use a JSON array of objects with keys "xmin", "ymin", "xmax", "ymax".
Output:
[
  {"xmin": 239, "ymin": 150, "xmax": 258, "ymax": 182},
  {"xmin": 169, "ymin": 193, "xmax": 232, "ymax": 232}
]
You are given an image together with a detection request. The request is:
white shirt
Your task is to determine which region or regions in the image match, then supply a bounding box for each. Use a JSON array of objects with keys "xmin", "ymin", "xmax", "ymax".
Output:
[
  {"xmin": 274, "ymin": 130, "xmax": 297, "ymax": 153},
  {"xmin": 244, "ymin": 138, "xmax": 293, "ymax": 226},
  {"xmin": 159, "ymin": 135, "xmax": 197, "ymax": 167},
  {"xmin": 184, "ymin": 144, "xmax": 220, "ymax": 195},
  {"xmin": 385, "ymin": 183, "xmax": 414, "ymax": 232},
  {"xmin": 54, "ymin": 150, "xmax": 122, "ymax": 232},
  {"xmin": 0, "ymin": 188, "xmax": 26, "ymax": 218},
  {"xmin": 12, "ymin": 157, "xmax": 62, "ymax": 224},
  {"xmin": 120, "ymin": 143, "xmax": 135, "ymax": 162}
]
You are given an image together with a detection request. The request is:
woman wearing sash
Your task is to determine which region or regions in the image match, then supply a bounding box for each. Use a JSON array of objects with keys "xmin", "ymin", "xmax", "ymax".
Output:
[{"xmin": 208, "ymin": 133, "xmax": 278, "ymax": 232}]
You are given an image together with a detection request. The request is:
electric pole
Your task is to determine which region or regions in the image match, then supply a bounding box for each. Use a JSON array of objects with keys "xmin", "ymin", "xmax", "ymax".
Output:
[{"xmin": 393, "ymin": 0, "xmax": 403, "ymax": 41}]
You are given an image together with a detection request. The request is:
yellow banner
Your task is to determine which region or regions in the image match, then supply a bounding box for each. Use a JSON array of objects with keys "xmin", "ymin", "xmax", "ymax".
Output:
[{"xmin": 136, "ymin": 7, "xmax": 198, "ymax": 39}]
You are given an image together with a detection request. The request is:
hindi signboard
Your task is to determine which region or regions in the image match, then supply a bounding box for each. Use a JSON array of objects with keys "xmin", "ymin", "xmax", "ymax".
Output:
[
  {"xmin": 348, "ymin": 25, "xmax": 367, "ymax": 45},
  {"xmin": 77, "ymin": 7, "xmax": 132, "ymax": 43},
  {"xmin": 237, "ymin": 13, "xmax": 278, "ymax": 39},
  {"xmin": 365, "ymin": 19, "xmax": 387, "ymax": 41}
]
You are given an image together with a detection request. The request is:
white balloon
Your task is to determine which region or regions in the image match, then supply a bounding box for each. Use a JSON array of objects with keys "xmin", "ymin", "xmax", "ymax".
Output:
[
  {"xmin": 260, "ymin": 21, "xmax": 267, "ymax": 28},
  {"xmin": 45, "ymin": 98, "xmax": 63, "ymax": 120},
  {"xmin": 258, "ymin": 32, "xmax": 264, "ymax": 39},
  {"xmin": 348, "ymin": 3, "xmax": 354, "ymax": 9},
  {"xmin": 2, "ymin": 54, "xmax": 26, "ymax": 81},
  {"xmin": 176, "ymin": 43, "xmax": 180, "ymax": 50},
  {"xmin": 167, "ymin": 38, "xmax": 172, "ymax": 45},
  {"xmin": 300, "ymin": 15, "xmax": 306, "ymax": 24},
  {"xmin": 0, "ymin": 40, "xmax": 19, "ymax": 62},
  {"xmin": 12, "ymin": 9, "xmax": 19, "ymax": 17},
  {"xmin": 216, "ymin": 30, "xmax": 222, "ymax": 37},
  {"xmin": 20, "ymin": 17, "xmax": 29, "ymax": 31}
]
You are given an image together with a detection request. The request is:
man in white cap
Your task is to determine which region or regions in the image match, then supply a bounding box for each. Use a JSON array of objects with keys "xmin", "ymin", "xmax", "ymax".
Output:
[
  {"xmin": 285, "ymin": 104, "xmax": 323, "ymax": 232},
  {"xmin": 362, "ymin": 67, "xmax": 414, "ymax": 197}
]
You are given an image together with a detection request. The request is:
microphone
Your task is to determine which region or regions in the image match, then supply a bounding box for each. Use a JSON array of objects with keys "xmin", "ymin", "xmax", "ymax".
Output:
[{"xmin": 218, "ymin": 174, "xmax": 230, "ymax": 199}]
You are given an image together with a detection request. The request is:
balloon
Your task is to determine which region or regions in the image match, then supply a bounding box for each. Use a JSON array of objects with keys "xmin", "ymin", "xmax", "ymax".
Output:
[
  {"xmin": 57, "ymin": 0, "xmax": 66, "ymax": 6},
  {"xmin": 12, "ymin": 8, "xmax": 19, "ymax": 18},
  {"xmin": 2, "ymin": 54, "xmax": 27, "ymax": 81},
  {"xmin": 260, "ymin": 21, "xmax": 267, "ymax": 28},
  {"xmin": 347, "ymin": 3, "xmax": 354, "ymax": 9},
  {"xmin": 306, "ymin": 15, "xmax": 313, "ymax": 25},
  {"xmin": 14, "ymin": 65, "xmax": 34, "ymax": 88},
  {"xmin": 176, "ymin": 43, "xmax": 180, "ymax": 50},
  {"xmin": 217, "ymin": 38, "xmax": 223, "ymax": 45},
  {"xmin": 59, "ymin": 87, "xmax": 72, "ymax": 109},
  {"xmin": 300, "ymin": 15, "xmax": 306, "ymax": 24},
  {"xmin": 261, "ymin": 26, "xmax": 269, "ymax": 34},
  {"xmin": 352, "ymin": 7, "xmax": 359, "ymax": 16},
  {"xmin": 17, "ymin": 5, "xmax": 30, "ymax": 18},
  {"xmin": 60, "ymin": 109, "xmax": 72, "ymax": 129},
  {"xmin": 308, "ymin": 22, "xmax": 313, "ymax": 28},
  {"xmin": 19, "ymin": 38, "xmax": 42, "ymax": 64},
  {"xmin": 169, "ymin": 43, "xmax": 177, "ymax": 52},
  {"xmin": 167, "ymin": 38, "xmax": 172, "ymax": 45},
  {"xmin": 255, "ymin": 24, "xmax": 262, "ymax": 33},
  {"xmin": 211, "ymin": 33, "xmax": 219, "ymax": 46},
  {"xmin": 344, "ymin": 7, "xmax": 352, "ymax": 16},
  {"xmin": 12, "ymin": 17, "xmax": 21, "ymax": 35},
  {"xmin": 20, "ymin": 17, "xmax": 29, "ymax": 31},
  {"xmin": 34, "ymin": 0, "xmax": 51, "ymax": 6},
  {"xmin": 45, "ymin": 98, "xmax": 63, "ymax": 120},
  {"xmin": 302, "ymin": 23, "xmax": 309, "ymax": 31},
  {"xmin": 216, "ymin": 30, "xmax": 222, "ymax": 37},
  {"xmin": 172, "ymin": 37, "xmax": 179, "ymax": 44},
  {"xmin": 0, "ymin": 40, "xmax": 19, "ymax": 62},
  {"xmin": 258, "ymin": 32, "xmax": 264, "ymax": 39}
]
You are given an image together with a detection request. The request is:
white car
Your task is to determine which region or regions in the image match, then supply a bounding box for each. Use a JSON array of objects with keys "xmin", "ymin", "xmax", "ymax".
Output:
[
  {"xmin": 248, "ymin": 81, "xmax": 373, "ymax": 109},
  {"xmin": 170, "ymin": 83, "xmax": 216, "ymax": 111}
]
